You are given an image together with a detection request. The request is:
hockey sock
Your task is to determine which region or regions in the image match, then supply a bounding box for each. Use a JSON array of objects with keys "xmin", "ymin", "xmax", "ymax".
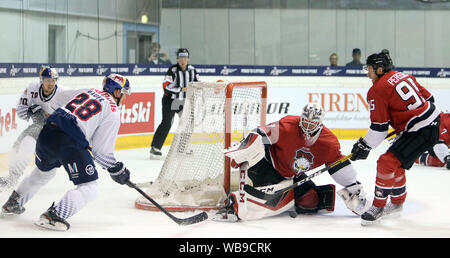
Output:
[
  {"xmin": 16, "ymin": 167, "xmax": 57, "ymax": 206},
  {"xmin": 55, "ymin": 181, "xmax": 98, "ymax": 220},
  {"xmin": 390, "ymin": 170, "xmax": 406, "ymax": 205},
  {"xmin": 373, "ymin": 152, "xmax": 402, "ymax": 207}
]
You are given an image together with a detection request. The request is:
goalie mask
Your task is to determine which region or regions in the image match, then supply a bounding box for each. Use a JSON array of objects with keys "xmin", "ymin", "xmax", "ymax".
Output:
[{"xmin": 300, "ymin": 103, "xmax": 325, "ymax": 145}]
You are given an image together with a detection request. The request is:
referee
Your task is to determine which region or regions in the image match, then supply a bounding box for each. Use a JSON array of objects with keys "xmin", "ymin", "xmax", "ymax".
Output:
[{"xmin": 150, "ymin": 48, "xmax": 200, "ymax": 159}]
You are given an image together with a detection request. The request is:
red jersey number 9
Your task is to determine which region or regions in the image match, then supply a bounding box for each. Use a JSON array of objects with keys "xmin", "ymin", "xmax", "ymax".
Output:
[{"xmin": 395, "ymin": 79, "xmax": 424, "ymax": 111}]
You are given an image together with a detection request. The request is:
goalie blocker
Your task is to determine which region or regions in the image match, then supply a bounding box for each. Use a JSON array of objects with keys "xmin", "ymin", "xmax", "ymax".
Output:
[{"xmin": 215, "ymin": 109, "xmax": 370, "ymax": 222}]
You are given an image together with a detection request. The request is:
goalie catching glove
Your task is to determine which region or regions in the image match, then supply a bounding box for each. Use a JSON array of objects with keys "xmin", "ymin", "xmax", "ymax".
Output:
[
  {"xmin": 224, "ymin": 133, "xmax": 265, "ymax": 169},
  {"xmin": 107, "ymin": 162, "xmax": 130, "ymax": 185}
]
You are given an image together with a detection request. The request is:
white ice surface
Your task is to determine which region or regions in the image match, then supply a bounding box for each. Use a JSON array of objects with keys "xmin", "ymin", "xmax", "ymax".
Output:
[{"xmin": 1, "ymin": 140, "xmax": 449, "ymax": 238}]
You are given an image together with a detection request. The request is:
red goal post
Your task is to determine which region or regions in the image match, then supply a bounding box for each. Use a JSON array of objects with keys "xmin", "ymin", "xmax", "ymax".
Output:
[{"xmin": 224, "ymin": 82, "xmax": 267, "ymax": 195}]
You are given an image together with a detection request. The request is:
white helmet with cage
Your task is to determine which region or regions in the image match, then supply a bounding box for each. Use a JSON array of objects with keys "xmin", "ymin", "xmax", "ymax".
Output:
[{"xmin": 300, "ymin": 103, "xmax": 325, "ymax": 145}]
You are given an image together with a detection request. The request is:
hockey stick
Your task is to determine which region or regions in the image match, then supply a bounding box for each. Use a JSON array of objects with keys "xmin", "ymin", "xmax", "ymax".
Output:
[
  {"xmin": 87, "ymin": 147, "xmax": 208, "ymax": 225},
  {"xmin": 126, "ymin": 181, "xmax": 209, "ymax": 226},
  {"xmin": 243, "ymin": 153, "xmax": 353, "ymax": 201}
]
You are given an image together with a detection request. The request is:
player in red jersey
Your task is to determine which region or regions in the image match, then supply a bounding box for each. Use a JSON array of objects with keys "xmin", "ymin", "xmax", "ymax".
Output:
[
  {"xmin": 350, "ymin": 52, "xmax": 441, "ymax": 226},
  {"xmin": 415, "ymin": 112, "xmax": 450, "ymax": 169},
  {"xmin": 214, "ymin": 103, "xmax": 370, "ymax": 222}
]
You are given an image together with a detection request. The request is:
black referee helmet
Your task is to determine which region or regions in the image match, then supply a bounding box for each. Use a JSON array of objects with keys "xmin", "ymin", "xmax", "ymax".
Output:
[{"xmin": 176, "ymin": 48, "xmax": 189, "ymax": 58}]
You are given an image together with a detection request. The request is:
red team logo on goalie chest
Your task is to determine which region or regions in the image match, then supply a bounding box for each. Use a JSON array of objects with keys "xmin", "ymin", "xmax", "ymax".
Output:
[{"xmin": 291, "ymin": 149, "xmax": 314, "ymax": 175}]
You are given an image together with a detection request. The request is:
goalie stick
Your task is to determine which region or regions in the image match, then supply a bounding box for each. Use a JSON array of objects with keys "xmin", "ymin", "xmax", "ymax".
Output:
[
  {"xmin": 87, "ymin": 147, "xmax": 208, "ymax": 225},
  {"xmin": 126, "ymin": 181, "xmax": 209, "ymax": 225},
  {"xmin": 243, "ymin": 153, "xmax": 353, "ymax": 201}
]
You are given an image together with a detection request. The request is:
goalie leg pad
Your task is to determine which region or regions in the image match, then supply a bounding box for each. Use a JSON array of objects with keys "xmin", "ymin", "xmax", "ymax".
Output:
[
  {"xmin": 431, "ymin": 142, "xmax": 450, "ymax": 164},
  {"xmin": 224, "ymin": 133, "xmax": 265, "ymax": 169},
  {"xmin": 295, "ymin": 184, "xmax": 335, "ymax": 214},
  {"xmin": 337, "ymin": 182, "xmax": 371, "ymax": 215},
  {"xmin": 216, "ymin": 180, "xmax": 296, "ymax": 221}
]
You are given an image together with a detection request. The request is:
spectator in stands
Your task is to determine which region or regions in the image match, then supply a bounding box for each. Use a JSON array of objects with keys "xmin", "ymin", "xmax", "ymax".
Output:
[
  {"xmin": 147, "ymin": 42, "xmax": 172, "ymax": 65},
  {"xmin": 346, "ymin": 48, "xmax": 364, "ymax": 67},
  {"xmin": 329, "ymin": 53, "xmax": 338, "ymax": 67}
]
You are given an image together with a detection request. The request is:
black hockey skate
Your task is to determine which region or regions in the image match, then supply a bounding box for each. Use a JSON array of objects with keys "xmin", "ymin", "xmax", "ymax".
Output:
[
  {"xmin": 213, "ymin": 195, "xmax": 239, "ymax": 222},
  {"xmin": 361, "ymin": 205, "xmax": 384, "ymax": 226},
  {"xmin": 1, "ymin": 190, "xmax": 25, "ymax": 215},
  {"xmin": 149, "ymin": 147, "xmax": 163, "ymax": 160},
  {"xmin": 35, "ymin": 202, "xmax": 70, "ymax": 231}
]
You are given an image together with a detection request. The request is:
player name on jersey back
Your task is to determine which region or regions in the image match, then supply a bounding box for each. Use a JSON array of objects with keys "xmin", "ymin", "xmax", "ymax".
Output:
[{"xmin": 86, "ymin": 89, "xmax": 118, "ymax": 112}]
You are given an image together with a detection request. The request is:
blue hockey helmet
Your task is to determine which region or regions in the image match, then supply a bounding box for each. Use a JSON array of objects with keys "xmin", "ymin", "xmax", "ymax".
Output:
[
  {"xmin": 40, "ymin": 66, "xmax": 59, "ymax": 81},
  {"xmin": 102, "ymin": 73, "xmax": 131, "ymax": 95}
]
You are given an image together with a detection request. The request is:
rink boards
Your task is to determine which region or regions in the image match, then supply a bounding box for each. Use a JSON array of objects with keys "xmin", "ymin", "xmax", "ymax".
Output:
[{"xmin": 0, "ymin": 75, "xmax": 449, "ymax": 157}]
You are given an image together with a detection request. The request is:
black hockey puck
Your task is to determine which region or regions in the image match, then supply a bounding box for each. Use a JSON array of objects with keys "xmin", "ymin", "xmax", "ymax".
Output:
[{"xmin": 289, "ymin": 211, "xmax": 298, "ymax": 218}]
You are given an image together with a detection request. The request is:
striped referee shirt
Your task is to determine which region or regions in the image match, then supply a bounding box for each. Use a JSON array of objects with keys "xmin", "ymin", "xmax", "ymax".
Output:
[{"xmin": 162, "ymin": 63, "xmax": 200, "ymax": 100}]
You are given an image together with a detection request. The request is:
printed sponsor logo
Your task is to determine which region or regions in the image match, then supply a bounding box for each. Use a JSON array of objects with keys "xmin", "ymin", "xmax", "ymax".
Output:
[
  {"xmin": 149, "ymin": 67, "xmax": 168, "ymax": 73},
  {"xmin": 291, "ymin": 68, "xmax": 317, "ymax": 75},
  {"xmin": 23, "ymin": 67, "xmax": 38, "ymax": 74},
  {"xmin": 270, "ymin": 66, "xmax": 288, "ymax": 76},
  {"xmin": 308, "ymin": 92, "xmax": 369, "ymax": 112},
  {"xmin": 66, "ymin": 65, "xmax": 77, "ymax": 75},
  {"xmin": 0, "ymin": 108, "xmax": 18, "ymax": 136},
  {"xmin": 110, "ymin": 67, "xmax": 129, "ymax": 73},
  {"xmin": 401, "ymin": 70, "xmax": 430, "ymax": 76},
  {"xmin": 119, "ymin": 92, "xmax": 155, "ymax": 134},
  {"xmin": 345, "ymin": 69, "xmax": 367, "ymax": 75},
  {"xmin": 241, "ymin": 68, "xmax": 265, "ymax": 74},
  {"xmin": 322, "ymin": 67, "xmax": 342, "ymax": 76},
  {"xmin": 96, "ymin": 65, "xmax": 109, "ymax": 75},
  {"xmin": 78, "ymin": 67, "xmax": 94, "ymax": 73},
  {"xmin": 196, "ymin": 67, "xmax": 216, "ymax": 74},
  {"xmin": 437, "ymin": 69, "xmax": 450, "ymax": 78},
  {"xmin": 85, "ymin": 164, "xmax": 95, "ymax": 175},
  {"xmin": 67, "ymin": 162, "xmax": 79, "ymax": 179},
  {"xmin": 132, "ymin": 65, "xmax": 146, "ymax": 75},
  {"xmin": 9, "ymin": 65, "xmax": 21, "ymax": 77},
  {"xmin": 220, "ymin": 66, "xmax": 237, "ymax": 75}
]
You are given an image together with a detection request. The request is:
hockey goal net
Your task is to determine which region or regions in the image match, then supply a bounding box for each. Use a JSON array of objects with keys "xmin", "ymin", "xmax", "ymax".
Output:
[{"xmin": 135, "ymin": 81, "xmax": 267, "ymax": 212}]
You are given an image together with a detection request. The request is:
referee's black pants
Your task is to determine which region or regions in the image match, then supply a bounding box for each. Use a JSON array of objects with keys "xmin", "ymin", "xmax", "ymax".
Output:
[{"xmin": 151, "ymin": 95, "xmax": 183, "ymax": 150}]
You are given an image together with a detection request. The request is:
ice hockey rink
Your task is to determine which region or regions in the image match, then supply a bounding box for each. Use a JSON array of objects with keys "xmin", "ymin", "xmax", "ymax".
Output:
[{"xmin": 1, "ymin": 139, "xmax": 449, "ymax": 238}]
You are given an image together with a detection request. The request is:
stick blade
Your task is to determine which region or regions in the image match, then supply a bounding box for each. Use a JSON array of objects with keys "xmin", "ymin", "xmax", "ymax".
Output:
[{"xmin": 176, "ymin": 211, "xmax": 209, "ymax": 226}]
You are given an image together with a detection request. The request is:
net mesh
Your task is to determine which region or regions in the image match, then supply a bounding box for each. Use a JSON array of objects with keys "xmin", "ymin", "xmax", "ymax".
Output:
[{"xmin": 135, "ymin": 81, "xmax": 266, "ymax": 211}]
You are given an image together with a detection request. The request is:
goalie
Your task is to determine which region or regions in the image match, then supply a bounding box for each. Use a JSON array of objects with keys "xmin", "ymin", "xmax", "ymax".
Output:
[{"xmin": 214, "ymin": 103, "xmax": 370, "ymax": 222}]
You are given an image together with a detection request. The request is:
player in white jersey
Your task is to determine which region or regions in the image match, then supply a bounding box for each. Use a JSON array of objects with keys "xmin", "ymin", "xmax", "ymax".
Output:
[
  {"xmin": 1, "ymin": 73, "xmax": 132, "ymax": 231},
  {"xmin": 0, "ymin": 67, "xmax": 74, "ymax": 191}
]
